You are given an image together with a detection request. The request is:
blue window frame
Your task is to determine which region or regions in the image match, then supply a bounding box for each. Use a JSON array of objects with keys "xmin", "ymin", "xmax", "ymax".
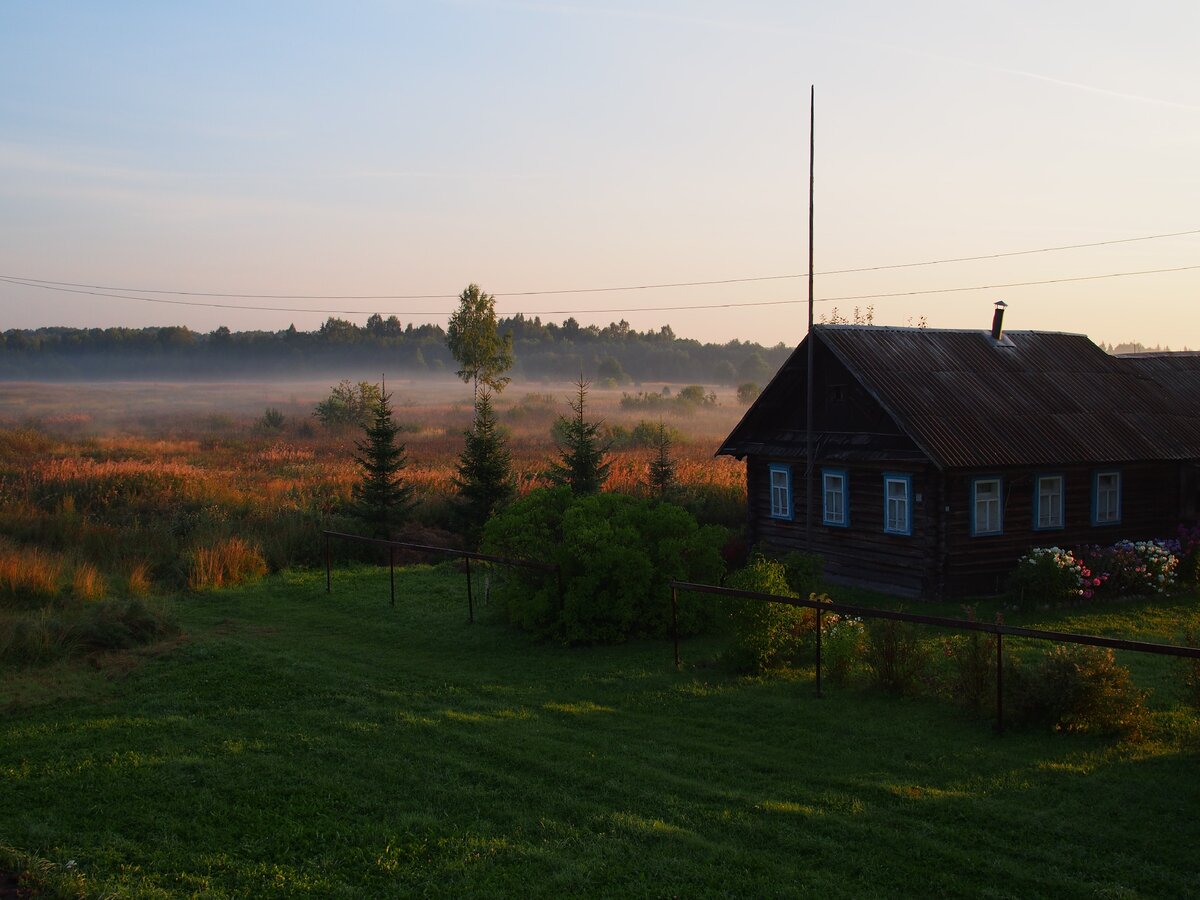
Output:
[
  {"xmin": 1092, "ymin": 470, "xmax": 1121, "ymax": 526},
  {"xmin": 883, "ymin": 472, "xmax": 912, "ymax": 536},
  {"xmin": 768, "ymin": 464, "xmax": 793, "ymax": 520},
  {"xmin": 822, "ymin": 468, "xmax": 848, "ymax": 527},
  {"xmin": 970, "ymin": 476, "xmax": 1003, "ymax": 536},
  {"xmin": 1033, "ymin": 474, "xmax": 1065, "ymax": 530}
]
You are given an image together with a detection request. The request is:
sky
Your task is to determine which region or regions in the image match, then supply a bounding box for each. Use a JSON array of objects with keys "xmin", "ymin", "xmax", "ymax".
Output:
[{"xmin": 2, "ymin": 1, "xmax": 1198, "ymax": 349}]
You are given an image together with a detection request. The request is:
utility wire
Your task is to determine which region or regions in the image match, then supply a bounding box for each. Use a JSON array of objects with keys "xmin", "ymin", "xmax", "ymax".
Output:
[
  {"xmin": 3, "ymin": 263, "xmax": 1198, "ymax": 316},
  {"xmin": 2, "ymin": 227, "xmax": 1198, "ymax": 301}
]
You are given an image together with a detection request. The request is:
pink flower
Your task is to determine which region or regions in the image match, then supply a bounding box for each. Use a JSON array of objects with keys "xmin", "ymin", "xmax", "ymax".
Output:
[{"xmin": 1093, "ymin": 578, "xmax": 1101, "ymax": 587}]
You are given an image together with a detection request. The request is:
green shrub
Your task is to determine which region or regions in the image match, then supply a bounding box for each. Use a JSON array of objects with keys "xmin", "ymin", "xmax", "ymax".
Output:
[
  {"xmin": 821, "ymin": 613, "xmax": 866, "ymax": 685},
  {"xmin": 1178, "ymin": 548, "xmax": 1200, "ymax": 588},
  {"xmin": 482, "ymin": 488, "xmax": 727, "ymax": 644},
  {"xmin": 722, "ymin": 555, "xmax": 803, "ymax": 673},
  {"xmin": 1005, "ymin": 644, "xmax": 1148, "ymax": 739},
  {"xmin": 782, "ymin": 551, "xmax": 823, "ymax": 597},
  {"xmin": 862, "ymin": 618, "xmax": 932, "ymax": 696},
  {"xmin": 255, "ymin": 407, "xmax": 286, "ymax": 432}
]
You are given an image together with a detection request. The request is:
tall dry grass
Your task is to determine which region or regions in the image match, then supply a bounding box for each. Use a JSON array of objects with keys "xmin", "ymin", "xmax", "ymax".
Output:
[
  {"xmin": 187, "ymin": 537, "xmax": 269, "ymax": 591},
  {"xmin": 0, "ymin": 545, "xmax": 62, "ymax": 605}
]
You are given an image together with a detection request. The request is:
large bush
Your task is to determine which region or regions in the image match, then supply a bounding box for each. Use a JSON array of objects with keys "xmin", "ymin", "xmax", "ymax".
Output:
[
  {"xmin": 482, "ymin": 488, "xmax": 727, "ymax": 644},
  {"xmin": 1005, "ymin": 644, "xmax": 1148, "ymax": 739},
  {"xmin": 722, "ymin": 555, "xmax": 803, "ymax": 673}
]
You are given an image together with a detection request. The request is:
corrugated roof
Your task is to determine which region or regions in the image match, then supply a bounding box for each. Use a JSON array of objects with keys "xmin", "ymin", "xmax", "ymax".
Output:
[{"xmin": 719, "ymin": 327, "xmax": 1200, "ymax": 469}]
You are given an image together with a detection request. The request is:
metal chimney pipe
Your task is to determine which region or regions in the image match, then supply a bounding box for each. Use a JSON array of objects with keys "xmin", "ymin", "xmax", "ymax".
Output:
[{"xmin": 991, "ymin": 300, "xmax": 1008, "ymax": 341}]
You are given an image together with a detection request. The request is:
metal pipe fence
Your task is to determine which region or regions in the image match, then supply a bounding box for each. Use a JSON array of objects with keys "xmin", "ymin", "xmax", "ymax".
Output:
[
  {"xmin": 323, "ymin": 530, "xmax": 559, "ymax": 623},
  {"xmin": 669, "ymin": 580, "xmax": 1200, "ymax": 734}
]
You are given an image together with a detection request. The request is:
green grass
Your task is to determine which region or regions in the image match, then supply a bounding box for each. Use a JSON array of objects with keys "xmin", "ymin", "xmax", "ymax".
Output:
[{"xmin": 2, "ymin": 566, "xmax": 1199, "ymax": 897}]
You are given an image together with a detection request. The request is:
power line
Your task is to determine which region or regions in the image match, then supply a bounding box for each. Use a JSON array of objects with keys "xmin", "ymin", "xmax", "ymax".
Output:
[
  {"xmin": 3, "ymin": 262, "xmax": 1198, "ymax": 316},
  {"xmin": 2, "ymin": 227, "xmax": 1198, "ymax": 301}
]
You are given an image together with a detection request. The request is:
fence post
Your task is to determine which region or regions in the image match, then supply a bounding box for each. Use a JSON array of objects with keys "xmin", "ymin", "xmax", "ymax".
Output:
[
  {"xmin": 389, "ymin": 546, "xmax": 395, "ymax": 608},
  {"xmin": 466, "ymin": 555, "xmax": 474, "ymax": 624},
  {"xmin": 324, "ymin": 532, "xmax": 331, "ymax": 594},
  {"xmin": 995, "ymin": 631, "xmax": 1004, "ymax": 735},
  {"xmin": 815, "ymin": 607, "xmax": 823, "ymax": 698},
  {"xmin": 671, "ymin": 585, "xmax": 680, "ymax": 671}
]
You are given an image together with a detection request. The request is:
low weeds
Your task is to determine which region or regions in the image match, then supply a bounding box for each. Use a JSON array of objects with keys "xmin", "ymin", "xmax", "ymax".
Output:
[
  {"xmin": 187, "ymin": 538, "xmax": 269, "ymax": 591},
  {"xmin": 0, "ymin": 597, "xmax": 177, "ymax": 667},
  {"xmin": 940, "ymin": 608, "xmax": 999, "ymax": 714},
  {"xmin": 861, "ymin": 618, "xmax": 933, "ymax": 696}
]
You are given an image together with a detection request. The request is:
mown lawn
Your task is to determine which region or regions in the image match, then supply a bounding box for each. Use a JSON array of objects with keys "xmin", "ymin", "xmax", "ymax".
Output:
[{"xmin": 2, "ymin": 566, "xmax": 1199, "ymax": 898}]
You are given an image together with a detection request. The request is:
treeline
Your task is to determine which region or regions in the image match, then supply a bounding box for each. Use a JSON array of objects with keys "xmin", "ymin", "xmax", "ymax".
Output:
[{"xmin": 0, "ymin": 314, "xmax": 791, "ymax": 384}]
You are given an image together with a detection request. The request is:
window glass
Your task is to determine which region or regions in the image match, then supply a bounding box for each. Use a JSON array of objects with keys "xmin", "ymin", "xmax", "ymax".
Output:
[
  {"xmin": 1095, "ymin": 472, "xmax": 1120, "ymax": 524},
  {"xmin": 769, "ymin": 467, "xmax": 791, "ymax": 519},
  {"xmin": 822, "ymin": 471, "xmax": 846, "ymax": 525},
  {"xmin": 884, "ymin": 475, "xmax": 910, "ymax": 534},
  {"xmin": 973, "ymin": 478, "xmax": 1002, "ymax": 535},
  {"xmin": 1037, "ymin": 476, "xmax": 1063, "ymax": 528}
]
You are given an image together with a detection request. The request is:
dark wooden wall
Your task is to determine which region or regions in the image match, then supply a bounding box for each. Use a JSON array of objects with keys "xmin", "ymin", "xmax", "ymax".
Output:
[
  {"xmin": 747, "ymin": 457, "xmax": 939, "ymax": 597},
  {"xmin": 940, "ymin": 461, "xmax": 1186, "ymax": 597},
  {"xmin": 747, "ymin": 458, "xmax": 1188, "ymax": 599}
]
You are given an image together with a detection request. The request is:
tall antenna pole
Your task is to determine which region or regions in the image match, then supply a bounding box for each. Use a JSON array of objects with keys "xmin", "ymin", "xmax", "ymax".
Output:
[{"xmin": 804, "ymin": 85, "xmax": 815, "ymax": 551}]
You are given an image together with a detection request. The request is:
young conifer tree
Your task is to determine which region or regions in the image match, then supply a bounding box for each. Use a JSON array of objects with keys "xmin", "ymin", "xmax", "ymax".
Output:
[
  {"xmin": 548, "ymin": 374, "xmax": 611, "ymax": 494},
  {"xmin": 351, "ymin": 383, "xmax": 414, "ymax": 538},
  {"xmin": 647, "ymin": 419, "xmax": 677, "ymax": 499},
  {"xmin": 454, "ymin": 390, "xmax": 514, "ymax": 546}
]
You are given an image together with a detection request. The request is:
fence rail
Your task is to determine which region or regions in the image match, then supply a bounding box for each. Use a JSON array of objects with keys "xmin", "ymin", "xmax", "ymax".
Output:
[
  {"xmin": 668, "ymin": 580, "xmax": 1200, "ymax": 734},
  {"xmin": 323, "ymin": 530, "xmax": 558, "ymax": 622}
]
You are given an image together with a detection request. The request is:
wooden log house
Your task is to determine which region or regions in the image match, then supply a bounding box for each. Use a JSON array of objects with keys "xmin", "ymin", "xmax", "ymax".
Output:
[{"xmin": 717, "ymin": 311, "xmax": 1200, "ymax": 598}]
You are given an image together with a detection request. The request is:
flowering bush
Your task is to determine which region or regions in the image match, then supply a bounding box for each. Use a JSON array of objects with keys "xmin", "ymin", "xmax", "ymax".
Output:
[
  {"xmin": 1008, "ymin": 546, "xmax": 1097, "ymax": 607},
  {"xmin": 1011, "ymin": 537, "xmax": 1182, "ymax": 606},
  {"xmin": 1106, "ymin": 540, "xmax": 1177, "ymax": 595}
]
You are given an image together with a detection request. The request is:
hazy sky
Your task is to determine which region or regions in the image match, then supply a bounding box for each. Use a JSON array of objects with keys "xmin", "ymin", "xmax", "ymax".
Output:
[{"xmin": 2, "ymin": 1, "xmax": 1198, "ymax": 348}]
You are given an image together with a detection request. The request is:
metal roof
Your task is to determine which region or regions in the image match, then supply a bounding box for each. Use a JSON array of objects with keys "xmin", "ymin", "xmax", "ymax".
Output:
[{"xmin": 719, "ymin": 327, "xmax": 1200, "ymax": 469}]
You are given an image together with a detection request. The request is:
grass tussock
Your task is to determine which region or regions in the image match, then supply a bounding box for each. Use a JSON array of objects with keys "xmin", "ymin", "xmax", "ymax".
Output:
[
  {"xmin": 187, "ymin": 537, "xmax": 269, "ymax": 591},
  {"xmin": 125, "ymin": 561, "xmax": 152, "ymax": 597},
  {"xmin": 0, "ymin": 545, "xmax": 62, "ymax": 605},
  {"xmin": 71, "ymin": 561, "xmax": 106, "ymax": 602}
]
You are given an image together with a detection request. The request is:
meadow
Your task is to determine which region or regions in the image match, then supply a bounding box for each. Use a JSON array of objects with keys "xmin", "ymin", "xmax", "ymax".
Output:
[
  {"xmin": 2, "ymin": 565, "xmax": 1199, "ymax": 897},
  {"xmin": 3, "ymin": 379, "xmax": 1200, "ymax": 896},
  {"xmin": 0, "ymin": 377, "xmax": 745, "ymax": 596}
]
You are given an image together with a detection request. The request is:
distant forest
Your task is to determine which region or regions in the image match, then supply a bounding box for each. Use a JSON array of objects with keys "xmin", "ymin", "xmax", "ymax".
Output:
[{"xmin": 0, "ymin": 315, "xmax": 793, "ymax": 385}]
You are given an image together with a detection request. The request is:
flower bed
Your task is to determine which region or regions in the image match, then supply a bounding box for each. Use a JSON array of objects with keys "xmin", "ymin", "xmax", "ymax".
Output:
[{"xmin": 1011, "ymin": 536, "xmax": 1185, "ymax": 606}]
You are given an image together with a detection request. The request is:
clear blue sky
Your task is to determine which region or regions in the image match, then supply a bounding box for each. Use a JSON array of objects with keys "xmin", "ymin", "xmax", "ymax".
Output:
[{"xmin": 2, "ymin": 1, "xmax": 1198, "ymax": 348}]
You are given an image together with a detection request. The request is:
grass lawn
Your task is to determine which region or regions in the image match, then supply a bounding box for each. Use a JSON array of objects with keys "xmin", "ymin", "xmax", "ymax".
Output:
[{"xmin": 2, "ymin": 566, "xmax": 1199, "ymax": 898}]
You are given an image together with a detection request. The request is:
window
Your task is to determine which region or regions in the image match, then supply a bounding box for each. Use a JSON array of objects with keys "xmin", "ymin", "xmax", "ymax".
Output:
[
  {"xmin": 768, "ymin": 464, "xmax": 792, "ymax": 520},
  {"xmin": 971, "ymin": 477, "xmax": 1003, "ymax": 536},
  {"xmin": 822, "ymin": 469, "xmax": 848, "ymax": 526},
  {"xmin": 883, "ymin": 473, "xmax": 912, "ymax": 535},
  {"xmin": 1093, "ymin": 471, "xmax": 1121, "ymax": 525},
  {"xmin": 1034, "ymin": 475, "xmax": 1064, "ymax": 530}
]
